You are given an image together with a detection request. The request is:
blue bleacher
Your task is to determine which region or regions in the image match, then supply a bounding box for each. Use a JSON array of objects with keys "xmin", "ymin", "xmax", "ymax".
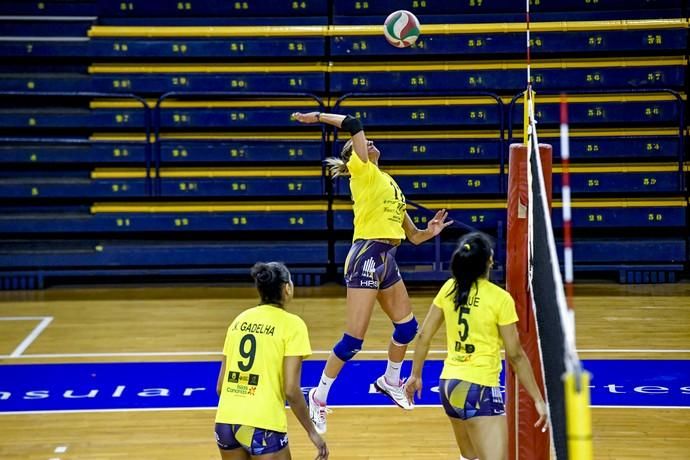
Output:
[
  {"xmin": 0, "ymin": 41, "xmax": 90, "ymax": 58},
  {"xmin": 333, "ymin": 238, "xmax": 686, "ymax": 275},
  {"xmin": 0, "ymin": 202, "xmax": 329, "ymax": 233},
  {"xmin": 335, "ymin": 133, "xmax": 502, "ymax": 163},
  {"xmin": 0, "ymin": 137, "xmax": 148, "ymax": 164},
  {"xmin": 88, "ymin": 38, "xmax": 327, "ymax": 58},
  {"xmin": 96, "ymin": 0, "xmax": 328, "ymax": 17},
  {"xmin": 0, "ymin": 2, "xmax": 687, "ymax": 287},
  {"xmin": 332, "ymin": 0, "xmax": 681, "ymax": 16},
  {"xmin": 333, "ymin": 199, "xmax": 687, "ymax": 231},
  {"xmin": 90, "ymin": 69, "xmax": 327, "ymax": 94},
  {"xmin": 0, "ymin": 177, "xmax": 148, "ymax": 199},
  {"xmin": 1, "ymin": 2, "xmax": 98, "ymax": 15},
  {"xmin": 330, "ymin": 28, "xmax": 687, "ymax": 57},
  {"xmin": 159, "ymin": 173, "xmax": 324, "ymax": 197},
  {"xmin": 329, "ymin": 58, "xmax": 686, "ymax": 93},
  {"xmin": 160, "ymin": 134, "xmax": 323, "ymax": 163},
  {"xmin": 521, "ymin": 129, "xmax": 682, "ymax": 161},
  {"xmin": 513, "ymin": 94, "xmax": 683, "ymax": 126},
  {"xmin": 0, "ymin": 20, "xmax": 94, "ymax": 37},
  {"xmin": 0, "ymin": 74, "xmax": 93, "ymax": 92},
  {"xmin": 0, "ymin": 240, "xmax": 328, "ymax": 268},
  {"xmin": 332, "ymin": 165, "xmax": 682, "ymax": 197}
]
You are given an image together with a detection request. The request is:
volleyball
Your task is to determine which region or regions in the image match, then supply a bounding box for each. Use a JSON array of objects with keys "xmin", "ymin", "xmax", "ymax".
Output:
[{"xmin": 383, "ymin": 10, "xmax": 421, "ymax": 48}]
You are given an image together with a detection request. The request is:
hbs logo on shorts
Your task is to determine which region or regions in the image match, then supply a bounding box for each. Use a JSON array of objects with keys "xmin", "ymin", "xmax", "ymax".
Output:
[{"xmin": 360, "ymin": 257, "xmax": 378, "ymax": 288}]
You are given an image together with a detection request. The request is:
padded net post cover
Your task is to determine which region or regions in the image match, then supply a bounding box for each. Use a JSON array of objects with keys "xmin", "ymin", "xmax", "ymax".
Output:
[{"xmin": 506, "ymin": 143, "xmax": 551, "ymax": 460}]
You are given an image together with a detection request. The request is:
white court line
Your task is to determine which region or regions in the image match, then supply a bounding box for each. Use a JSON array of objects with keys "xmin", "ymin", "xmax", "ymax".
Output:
[
  {"xmin": 0, "ymin": 348, "xmax": 688, "ymax": 360},
  {"xmin": 0, "ymin": 317, "xmax": 54, "ymax": 358},
  {"xmin": 0, "ymin": 404, "xmax": 687, "ymax": 416}
]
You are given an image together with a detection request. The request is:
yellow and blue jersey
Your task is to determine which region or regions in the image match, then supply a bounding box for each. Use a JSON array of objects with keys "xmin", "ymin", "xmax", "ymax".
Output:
[
  {"xmin": 433, "ymin": 278, "xmax": 519, "ymax": 387},
  {"xmin": 347, "ymin": 153, "xmax": 406, "ymax": 241},
  {"xmin": 215, "ymin": 304, "xmax": 312, "ymax": 433}
]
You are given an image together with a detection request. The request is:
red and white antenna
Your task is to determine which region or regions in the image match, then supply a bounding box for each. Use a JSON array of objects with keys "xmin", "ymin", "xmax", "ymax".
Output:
[{"xmin": 560, "ymin": 95, "xmax": 575, "ymax": 310}]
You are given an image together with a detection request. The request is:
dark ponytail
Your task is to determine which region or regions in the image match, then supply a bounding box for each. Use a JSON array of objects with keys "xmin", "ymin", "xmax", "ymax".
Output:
[
  {"xmin": 250, "ymin": 261, "xmax": 292, "ymax": 306},
  {"xmin": 449, "ymin": 232, "xmax": 493, "ymax": 311}
]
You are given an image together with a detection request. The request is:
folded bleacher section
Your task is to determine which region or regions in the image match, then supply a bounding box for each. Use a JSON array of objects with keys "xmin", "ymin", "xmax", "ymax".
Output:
[{"xmin": 0, "ymin": 0, "xmax": 687, "ymax": 288}]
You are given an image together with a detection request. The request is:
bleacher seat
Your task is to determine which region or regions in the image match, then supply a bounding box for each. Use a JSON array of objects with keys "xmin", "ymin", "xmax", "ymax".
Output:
[
  {"xmin": 516, "ymin": 128, "xmax": 682, "ymax": 161},
  {"xmin": 88, "ymin": 63, "xmax": 328, "ymax": 94},
  {"xmin": 333, "ymin": 198, "xmax": 687, "ymax": 232},
  {"xmin": 329, "ymin": 57, "xmax": 686, "ymax": 93},
  {"xmin": 332, "ymin": 0, "xmax": 682, "ymax": 17},
  {"xmin": 329, "ymin": 20, "xmax": 688, "ymax": 57},
  {"xmin": 0, "ymin": 201, "xmax": 329, "ymax": 233},
  {"xmin": 0, "ymin": 136, "xmax": 147, "ymax": 164}
]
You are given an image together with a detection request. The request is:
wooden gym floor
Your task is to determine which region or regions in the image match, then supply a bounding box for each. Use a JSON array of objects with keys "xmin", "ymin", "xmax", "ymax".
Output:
[{"xmin": 0, "ymin": 282, "xmax": 688, "ymax": 459}]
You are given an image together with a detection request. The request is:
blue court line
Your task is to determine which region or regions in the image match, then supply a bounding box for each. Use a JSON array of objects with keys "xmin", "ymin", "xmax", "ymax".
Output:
[{"xmin": 0, "ymin": 360, "xmax": 688, "ymax": 413}]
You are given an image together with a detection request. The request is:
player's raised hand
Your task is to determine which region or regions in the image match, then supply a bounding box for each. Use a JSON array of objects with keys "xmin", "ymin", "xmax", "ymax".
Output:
[
  {"xmin": 427, "ymin": 209, "xmax": 453, "ymax": 237},
  {"xmin": 291, "ymin": 111, "xmax": 320, "ymax": 124}
]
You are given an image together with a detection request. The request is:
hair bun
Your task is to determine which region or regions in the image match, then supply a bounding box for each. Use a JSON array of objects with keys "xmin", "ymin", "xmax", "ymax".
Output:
[{"xmin": 250, "ymin": 263, "xmax": 275, "ymax": 285}]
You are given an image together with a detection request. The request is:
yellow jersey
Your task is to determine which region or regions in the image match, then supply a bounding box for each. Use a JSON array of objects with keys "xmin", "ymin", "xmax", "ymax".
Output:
[
  {"xmin": 347, "ymin": 153, "xmax": 406, "ymax": 241},
  {"xmin": 433, "ymin": 278, "xmax": 518, "ymax": 387},
  {"xmin": 215, "ymin": 304, "xmax": 312, "ymax": 432}
]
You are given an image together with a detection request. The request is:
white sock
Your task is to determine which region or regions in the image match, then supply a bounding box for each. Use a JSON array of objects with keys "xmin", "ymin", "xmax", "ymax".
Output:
[
  {"xmin": 314, "ymin": 372, "xmax": 335, "ymax": 404},
  {"xmin": 384, "ymin": 359, "xmax": 403, "ymax": 385}
]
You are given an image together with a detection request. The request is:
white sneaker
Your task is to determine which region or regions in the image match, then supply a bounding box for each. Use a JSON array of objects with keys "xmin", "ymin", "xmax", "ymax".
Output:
[
  {"xmin": 374, "ymin": 375, "xmax": 414, "ymax": 410},
  {"xmin": 308, "ymin": 388, "xmax": 329, "ymax": 434}
]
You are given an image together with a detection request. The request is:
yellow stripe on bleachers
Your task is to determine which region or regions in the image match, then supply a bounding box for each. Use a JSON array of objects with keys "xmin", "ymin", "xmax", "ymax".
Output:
[
  {"xmin": 554, "ymin": 163, "xmax": 679, "ymax": 173},
  {"xmin": 363, "ymin": 130, "xmax": 501, "ymax": 139},
  {"xmin": 87, "ymin": 19, "xmax": 687, "ymax": 38},
  {"xmin": 89, "ymin": 94, "xmax": 685, "ymax": 110},
  {"xmin": 513, "ymin": 93, "xmax": 686, "ymax": 103},
  {"xmin": 329, "ymin": 57, "xmax": 687, "ymax": 72},
  {"xmin": 89, "ymin": 99, "xmax": 319, "ymax": 109},
  {"xmin": 91, "ymin": 168, "xmax": 321, "ymax": 179},
  {"xmin": 89, "ymin": 63, "xmax": 329, "ymax": 74},
  {"xmin": 89, "ymin": 132, "xmax": 325, "ymax": 142},
  {"xmin": 561, "ymin": 198, "xmax": 687, "ymax": 208},
  {"xmin": 337, "ymin": 97, "xmax": 507, "ymax": 107},
  {"xmin": 88, "ymin": 128, "xmax": 677, "ymax": 143},
  {"xmin": 337, "ymin": 93, "xmax": 685, "ymax": 107},
  {"xmin": 88, "ymin": 57, "xmax": 686, "ymax": 75},
  {"xmin": 383, "ymin": 164, "xmax": 679, "ymax": 174},
  {"xmin": 512, "ymin": 128, "xmax": 679, "ymax": 137},
  {"xmin": 331, "ymin": 19, "xmax": 688, "ymax": 36},
  {"xmin": 333, "ymin": 197, "xmax": 686, "ymax": 211},
  {"xmin": 93, "ymin": 198, "xmax": 685, "ymax": 214},
  {"xmin": 92, "ymin": 202, "xmax": 328, "ymax": 213},
  {"xmin": 385, "ymin": 166, "xmax": 501, "ymax": 175},
  {"xmin": 88, "ymin": 25, "xmax": 328, "ymax": 38}
]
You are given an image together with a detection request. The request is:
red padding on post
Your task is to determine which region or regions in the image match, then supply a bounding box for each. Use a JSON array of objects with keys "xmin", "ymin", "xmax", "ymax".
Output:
[{"xmin": 506, "ymin": 143, "xmax": 552, "ymax": 460}]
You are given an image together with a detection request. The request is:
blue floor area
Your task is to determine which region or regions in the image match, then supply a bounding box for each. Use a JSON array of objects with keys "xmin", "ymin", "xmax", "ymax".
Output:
[{"xmin": 0, "ymin": 360, "xmax": 687, "ymax": 413}]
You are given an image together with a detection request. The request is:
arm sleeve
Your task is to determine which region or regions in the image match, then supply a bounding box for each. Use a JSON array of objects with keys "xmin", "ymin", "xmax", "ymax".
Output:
[
  {"xmin": 346, "ymin": 150, "xmax": 373, "ymax": 178},
  {"xmin": 497, "ymin": 294, "xmax": 519, "ymax": 326},
  {"xmin": 285, "ymin": 317, "xmax": 312, "ymax": 357}
]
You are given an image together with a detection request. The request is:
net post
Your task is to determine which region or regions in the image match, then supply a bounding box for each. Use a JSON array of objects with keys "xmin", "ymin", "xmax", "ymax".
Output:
[{"xmin": 506, "ymin": 143, "xmax": 552, "ymax": 460}]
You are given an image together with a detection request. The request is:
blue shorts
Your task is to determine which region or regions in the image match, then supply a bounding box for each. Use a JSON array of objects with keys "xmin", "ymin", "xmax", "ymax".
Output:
[
  {"xmin": 215, "ymin": 423, "xmax": 288, "ymax": 456},
  {"xmin": 344, "ymin": 239, "xmax": 402, "ymax": 290},
  {"xmin": 439, "ymin": 379, "xmax": 506, "ymax": 420}
]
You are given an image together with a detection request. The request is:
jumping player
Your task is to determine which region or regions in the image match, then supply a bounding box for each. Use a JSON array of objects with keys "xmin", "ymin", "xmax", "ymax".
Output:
[{"xmin": 292, "ymin": 111, "xmax": 453, "ymax": 434}]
